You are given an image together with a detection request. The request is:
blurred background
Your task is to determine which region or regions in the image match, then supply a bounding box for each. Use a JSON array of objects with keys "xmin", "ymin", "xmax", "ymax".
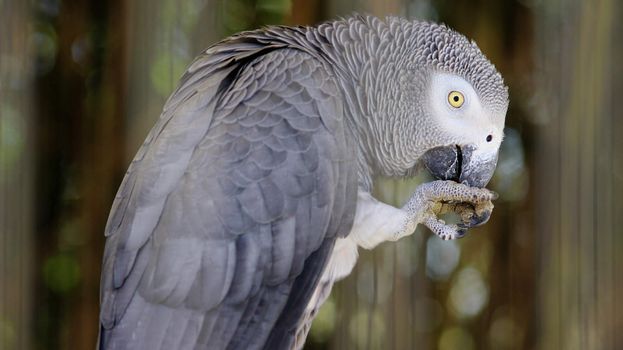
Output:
[{"xmin": 1, "ymin": 0, "xmax": 622, "ymax": 349}]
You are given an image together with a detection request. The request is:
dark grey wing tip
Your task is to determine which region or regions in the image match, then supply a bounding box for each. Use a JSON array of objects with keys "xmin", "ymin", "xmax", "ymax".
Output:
[
  {"xmin": 261, "ymin": 238, "xmax": 336, "ymax": 350},
  {"xmin": 97, "ymin": 325, "xmax": 107, "ymax": 350}
]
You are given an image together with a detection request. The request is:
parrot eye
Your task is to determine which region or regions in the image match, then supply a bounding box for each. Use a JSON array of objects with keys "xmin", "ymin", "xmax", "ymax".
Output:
[{"xmin": 448, "ymin": 91, "xmax": 465, "ymax": 108}]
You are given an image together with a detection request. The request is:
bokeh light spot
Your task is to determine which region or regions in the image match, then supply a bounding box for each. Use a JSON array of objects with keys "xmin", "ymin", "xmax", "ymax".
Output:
[
  {"xmin": 43, "ymin": 254, "xmax": 81, "ymax": 294},
  {"xmin": 426, "ymin": 236, "xmax": 460, "ymax": 281},
  {"xmin": 439, "ymin": 326, "xmax": 475, "ymax": 350},
  {"xmin": 448, "ymin": 267, "xmax": 489, "ymax": 319}
]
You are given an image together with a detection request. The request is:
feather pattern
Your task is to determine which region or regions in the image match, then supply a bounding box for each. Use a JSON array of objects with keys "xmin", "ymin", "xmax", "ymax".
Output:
[{"xmin": 99, "ymin": 36, "xmax": 357, "ymax": 349}]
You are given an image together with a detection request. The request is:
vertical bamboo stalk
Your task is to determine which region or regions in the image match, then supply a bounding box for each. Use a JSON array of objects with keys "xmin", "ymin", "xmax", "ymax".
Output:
[
  {"xmin": 0, "ymin": 0, "xmax": 34, "ymax": 349},
  {"xmin": 535, "ymin": 0, "xmax": 621, "ymax": 348},
  {"xmin": 68, "ymin": 1, "xmax": 128, "ymax": 348}
]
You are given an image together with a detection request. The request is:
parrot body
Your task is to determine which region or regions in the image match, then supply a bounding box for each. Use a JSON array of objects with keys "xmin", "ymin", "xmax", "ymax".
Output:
[{"xmin": 99, "ymin": 16, "xmax": 508, "ymax": 350}]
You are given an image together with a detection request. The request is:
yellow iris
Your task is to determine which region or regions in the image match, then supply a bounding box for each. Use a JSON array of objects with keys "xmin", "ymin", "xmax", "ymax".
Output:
[{"xmin": 448, "ymin": 91, "xmax": 464, "ymax": 108}]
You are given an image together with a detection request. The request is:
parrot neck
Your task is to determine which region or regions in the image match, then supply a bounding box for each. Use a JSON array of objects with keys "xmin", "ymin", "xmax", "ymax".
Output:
[{"xmin": 313, "ymin": 17, "xmax": 421, "ymax": 186}]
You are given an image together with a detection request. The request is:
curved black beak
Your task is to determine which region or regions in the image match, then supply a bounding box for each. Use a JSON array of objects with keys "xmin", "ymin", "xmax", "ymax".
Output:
[{"xmin": 421, "ymin": 144, "xmax": 498, "ymax": 188}]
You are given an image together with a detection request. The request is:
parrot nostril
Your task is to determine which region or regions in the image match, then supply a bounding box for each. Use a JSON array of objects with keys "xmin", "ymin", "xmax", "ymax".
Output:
[{"xmin": 486, "ymin": 135, "xmax": 493, "ymax": 142}]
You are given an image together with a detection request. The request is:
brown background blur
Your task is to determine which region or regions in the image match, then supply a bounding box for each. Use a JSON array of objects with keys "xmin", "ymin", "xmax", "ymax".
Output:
[{"xmin": 1, "ymin": 0, "xmax": 622, "ymax": 349}]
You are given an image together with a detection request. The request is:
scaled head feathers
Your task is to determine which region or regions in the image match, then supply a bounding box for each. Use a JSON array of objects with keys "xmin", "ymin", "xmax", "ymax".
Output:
[{"xmin": 317, "ymin": 16, "xmax": 510, "ymax": 183}]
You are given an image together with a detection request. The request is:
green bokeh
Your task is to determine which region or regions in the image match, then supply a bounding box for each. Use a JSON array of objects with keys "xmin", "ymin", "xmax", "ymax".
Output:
[
  {"xmin": 43, "ymin": 254, "xmax": 81, "ymax": 294},
  {"xmin": 0, "ymin": 316, "xmax": 16, "ymax": 350},
  {"xmin": 150, "ymin": 52, "xmax": 189, "ymax": 97},
  {"xmin": 309, "ymin": 297, "xmax": 337, "ymax": 342},
  {"xmin": 0, "ymin": 104, "xmax": 24, "ymax": 175}
]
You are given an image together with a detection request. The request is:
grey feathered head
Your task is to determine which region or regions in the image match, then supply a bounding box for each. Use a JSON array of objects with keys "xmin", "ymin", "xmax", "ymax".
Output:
[{"xmin": 320, "ymin": 17, "xmax": 509, "ymax": 187}]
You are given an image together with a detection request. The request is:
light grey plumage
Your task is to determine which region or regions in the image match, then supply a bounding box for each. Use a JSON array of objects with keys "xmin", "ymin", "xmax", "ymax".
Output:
[{"xmin": 99, "ymin": 15, "xmax": 508, "ymax": 350}]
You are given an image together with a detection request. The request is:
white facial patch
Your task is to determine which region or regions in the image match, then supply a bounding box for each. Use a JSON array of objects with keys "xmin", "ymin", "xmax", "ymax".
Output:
[{"xmin": 427, "ymin": 71, "xmax": 504, "ymax": 151}]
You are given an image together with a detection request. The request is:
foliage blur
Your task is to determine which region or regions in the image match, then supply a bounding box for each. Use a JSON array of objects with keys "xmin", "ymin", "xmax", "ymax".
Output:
[{"xmin": 1, "ymin": 0, "xmax": 622, "ymax": 349}]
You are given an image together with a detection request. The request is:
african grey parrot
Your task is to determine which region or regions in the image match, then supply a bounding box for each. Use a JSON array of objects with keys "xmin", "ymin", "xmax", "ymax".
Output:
[{"xmin": 98, "ymin": 15, "xmax": 508, "ymax": 350}]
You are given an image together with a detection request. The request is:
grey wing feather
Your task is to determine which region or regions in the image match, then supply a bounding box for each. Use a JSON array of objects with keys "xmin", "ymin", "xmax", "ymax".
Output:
[{"xmin": 99, "ymin": 35, "xmax": 357, "ymax": 350}]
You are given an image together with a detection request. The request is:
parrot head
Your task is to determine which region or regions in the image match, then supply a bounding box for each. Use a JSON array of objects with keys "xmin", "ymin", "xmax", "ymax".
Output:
[{"xmin": 380, "ymin": 21, "xmax": 509, "ymax": 188}]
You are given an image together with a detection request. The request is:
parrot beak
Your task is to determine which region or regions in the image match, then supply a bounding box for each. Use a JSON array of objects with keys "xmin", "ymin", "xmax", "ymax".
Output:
[{"xmin": 421, "ymin": 144, "xmax": 498, "ymax": 188}]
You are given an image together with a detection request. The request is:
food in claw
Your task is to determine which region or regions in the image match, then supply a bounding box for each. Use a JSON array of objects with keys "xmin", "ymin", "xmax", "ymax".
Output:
[{"xmin": 429, "ymin": 194, "xmax": 496, "ymax": 238}]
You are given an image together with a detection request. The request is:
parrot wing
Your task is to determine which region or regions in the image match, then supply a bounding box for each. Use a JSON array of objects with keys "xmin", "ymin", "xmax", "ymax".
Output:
[{"xmin": 99, "ymin": 35, "xmax": 357, "ymax": 350}]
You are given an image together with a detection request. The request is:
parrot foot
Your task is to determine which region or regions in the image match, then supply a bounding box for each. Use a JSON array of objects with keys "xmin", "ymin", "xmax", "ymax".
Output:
[{"xmin": 404, "ymin": 180, "xmax": 497, "ymax": 240}]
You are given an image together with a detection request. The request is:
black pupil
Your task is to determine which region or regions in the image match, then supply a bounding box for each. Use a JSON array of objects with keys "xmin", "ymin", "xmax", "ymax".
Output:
[
  {"xmin": 453, "ymin": 95, "xmax": 459, "ymax": 102},
  {"xmin": 486, "ymin": 135, "xmax": 493, "ymax": 142}
]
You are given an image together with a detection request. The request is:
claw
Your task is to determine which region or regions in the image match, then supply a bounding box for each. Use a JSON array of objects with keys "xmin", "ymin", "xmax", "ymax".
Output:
[
  {"xmin": 423, "ymin": 216, "xmax": 466, "ymax": 240},
  {"xmin": 456, "ymin": 227, "xmax": 468, "ymax": 238},
  {"xmin": 469, "ymin": 209, "xmax": 491, "ymax": 227}
]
